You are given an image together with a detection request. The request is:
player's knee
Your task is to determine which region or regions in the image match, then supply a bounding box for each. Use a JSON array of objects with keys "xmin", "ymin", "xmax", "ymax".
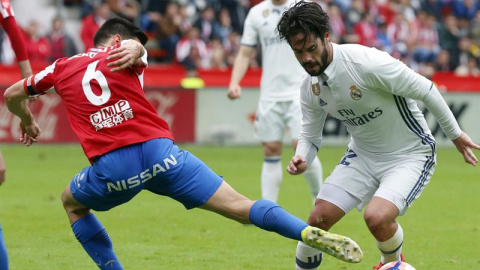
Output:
[
  {"xmin": 60, "ymin": 185, "xmax": 78, "ymax": 210},
  {"xmin": 307, "ymin": 208, "xmax": 334, "ymax": 230},
  {"xmin": 263, "ymin": 142, "xmax": 282, "ymax": 156},
  {"xmin": 364, "ymin": 211, "xmax": 389, "ymax": 231}
]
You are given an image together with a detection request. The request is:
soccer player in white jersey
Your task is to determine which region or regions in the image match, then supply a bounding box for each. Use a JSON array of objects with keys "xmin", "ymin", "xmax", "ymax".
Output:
[
  {"xmin": 276, "ymin": 1, "xmax": 480, "ymax": 269},
  {"xmin": 228, "ymin": 0, "xmax": 323, "ymax": 204}
]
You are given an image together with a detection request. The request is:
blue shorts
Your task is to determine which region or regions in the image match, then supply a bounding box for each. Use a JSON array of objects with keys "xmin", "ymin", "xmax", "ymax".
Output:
[{"xmin": 70, "ymin": 138, "xmax": 223, "ymax": 211}]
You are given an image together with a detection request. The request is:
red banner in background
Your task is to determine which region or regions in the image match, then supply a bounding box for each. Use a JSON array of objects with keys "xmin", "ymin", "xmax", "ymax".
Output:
[
  {"xmin": 144, "ymin": 88, "xmax": 195, "ymax": 143},
  {"xmin": 0, "ymin": 88, "xmax": 196, "ymax": 144}
]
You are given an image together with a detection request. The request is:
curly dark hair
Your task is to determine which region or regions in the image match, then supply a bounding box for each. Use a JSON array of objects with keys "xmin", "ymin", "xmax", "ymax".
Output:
[{"xmin": 277, "ymin": 1, "xmax": 330, "ymax": 45}]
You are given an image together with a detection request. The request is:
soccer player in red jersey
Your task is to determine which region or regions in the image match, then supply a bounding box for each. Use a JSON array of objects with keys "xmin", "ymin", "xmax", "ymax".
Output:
[
  {"xmin": 0, "ymin": 1, "xmax": 32, "ymax": 269},
  {"xmin": 4, "ymin": 18, "xmax": 363, "ymax": 269}
]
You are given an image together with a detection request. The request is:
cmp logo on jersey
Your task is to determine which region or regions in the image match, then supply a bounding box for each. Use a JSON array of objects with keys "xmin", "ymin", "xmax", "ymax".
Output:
[
  {"xmin": 350, "ymin": 85, "xmax": 362, "ymax": 100},
  {"xmin": 312, "ymin": 83, "xmax": 321, "ymax": 96},
  {"xmin": 90, "ymin": 100, "xmax": 134, "ymax": 131}
]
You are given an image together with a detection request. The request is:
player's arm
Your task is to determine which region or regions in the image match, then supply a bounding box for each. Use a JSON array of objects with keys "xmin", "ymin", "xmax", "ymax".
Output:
[
  {"xmin": 287, "ymin": 77, "xmax": 327, "ymax": 175},
  {"xmin": 107, "ymin": 39, "xmax": 146, "ymax": 72},
  {"xmin": 365, "ymin": 51, "xmax": 480, "ymax": 166},
  {"xmin": 1, "ymin": 16, "xmax": 33, "ymax": 78},
  {"xmin": 227, "ymin": 45, "xmax": 255, "ymax": 99},
  {"xmin": 420, "ymin": 85, "xmax": 480, "ymax": 166},
  {"xmin": 4, "ymin": 79, "xmax": 41, "ymax": 146},
  {"xmin": 18, "ymin": 60, "xmax": 33, "ymax": 78}
]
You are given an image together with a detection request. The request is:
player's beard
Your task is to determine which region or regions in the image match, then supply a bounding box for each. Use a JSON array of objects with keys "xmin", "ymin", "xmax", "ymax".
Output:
[{"xmin": 303, "ymin": 40, "xmax": 329, "ymax": 77}]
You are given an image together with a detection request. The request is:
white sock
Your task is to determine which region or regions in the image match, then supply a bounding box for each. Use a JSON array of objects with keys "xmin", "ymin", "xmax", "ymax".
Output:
[
  {"xmin": 377, "ymin": 223, "xmax": 403, "ymax": 264},
  {"xmin": 261, "ymin": 156, "xmax": 282, "ymax": 202},
  {"xmin": 303, "ymin": 156, "xmax": 323, "ymax": 202},
  {"xmin": 295, "ymin": 241, "xmax": 323, "ymax": 270}
]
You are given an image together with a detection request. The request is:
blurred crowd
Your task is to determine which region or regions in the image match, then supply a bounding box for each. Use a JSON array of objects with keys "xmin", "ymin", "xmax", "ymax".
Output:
[{"xmin": 0, "ymin": 0, "xmax": 479, "ymax": 78}]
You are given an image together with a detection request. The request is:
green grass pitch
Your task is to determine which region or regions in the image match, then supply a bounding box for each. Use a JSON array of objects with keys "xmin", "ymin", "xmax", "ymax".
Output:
[{"xmin": 0, "ymin": 144, "xmax": 478, "ymax": 269}]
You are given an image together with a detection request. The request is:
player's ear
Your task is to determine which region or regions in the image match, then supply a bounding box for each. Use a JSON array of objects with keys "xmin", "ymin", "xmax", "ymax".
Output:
[
  {"xmin": 113, "ymin": 34, "xmax": 122, "ymax": 45},
  {"xmin": 324, "ymin": 31, "xmax": 330, "ymax": 42}
]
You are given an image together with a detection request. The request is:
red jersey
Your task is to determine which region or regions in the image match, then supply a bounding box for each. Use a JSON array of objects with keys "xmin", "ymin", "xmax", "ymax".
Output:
[{"xmin": 23, "ymin": 41, "xmax": 174, "ymax": 161}]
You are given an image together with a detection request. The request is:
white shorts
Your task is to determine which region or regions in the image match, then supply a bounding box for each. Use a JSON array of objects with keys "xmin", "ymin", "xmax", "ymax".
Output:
[
  {"xmin": 254, "ymin": 100, "xmax": 301, "ymax": 142},
  {"xmin": 318, "ymin": 147, "xmax": 436, "ymax": 215}
]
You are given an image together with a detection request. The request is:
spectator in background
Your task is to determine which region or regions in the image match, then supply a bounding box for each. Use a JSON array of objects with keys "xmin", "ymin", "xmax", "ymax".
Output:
[
  {"xmin": 412, "ymin": 11, "xmax": 440, "ymax": 64},
  {"xmin": 457, "ymin": 16, "xmax": 471, "ymax": 38},
  {"xmin": 107, "ymin": 0, "xmax": 139, "ymax": 22},
  {"xmin": 80, "ymin": 1, "xmax": 110, "ymax": 50},
  {"xmin": 376, "ymin": 19, "xmax": 393, "ymax": 54},
  {"xmin": 345, "ymin": 0, "xmax": 364, "ymax": 35},
  {"xmin": 469, "ymin": 10, "xmax": 480, "ymax": 46},
  {"xmin": 176, "ymin": 27, "xmax": 208, "ymax": 70},
  {"xmin": 455, "ymin": 52, "xmax": 480, "ymax": 77},
  {"xmin": 453, "ymin": 0, "xmax": 479, "ymax": 21},
  {"xmin": 387, "ymin": 12, "xmax": 410, "ymax": 60},
  {"xmin": 420, "ymin": 0, "xmax": 444, "ymax": 21},
  {"xmin": 139, "ymin": 0, "xmax": 168, "ymax": 33},
  {"xmin": 157, "ymin": 1, "xmax": 183, "ymax": 62},
  {"xmin": 194, "ymin": 6, "xmax": 216, "ymax": 42},
  {"xmin": 179, "ymin": 0, "xmax": 206, "ymax": 25},
  {"xmin": 46, "ymin": 16, "xmax": 77, "ymax": 62},
  {"xmin": 23, "ymin": 20, "xmax": 50, "ymax": 64},
  {"xmin": 224, "ymin": 30, "xmax": 243, "ymax": 67},
  {"xmin": 327, "ymin": 3, "xmax": 347, "ymax": 43},
  {"xmin": 437, "ymin": 13, "xmax": 460, "ymax": 69},
  {"xmin": 456, "ymin": 36, "xmax": 476, "ymax": 69},
  {"xmin": 218, "ymin": 0, "xmax": 248, "ymax": 34},
  {"xmin": 207, "ymin": 37, "xmax": 227, "ymax": 69},
  {"xmin": 213, "ymin": 8, "xmax": 233, "ymax": 48},
  {"xmin": 434, "ymin": 49, "xmax": 455, "ymax": 72},
  {"xmin": 353, "ymin": 12, "xmax": 378, "ymax": 48}
]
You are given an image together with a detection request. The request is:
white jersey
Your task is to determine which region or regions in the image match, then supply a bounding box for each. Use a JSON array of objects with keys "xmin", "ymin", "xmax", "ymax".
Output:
[
  {"xmin": 241, "ymin": 0, "xmax": 305, "ymax": 101},
  {"xmin": 297, "ymin": 43, "xmax": 461, "ymax": 157}
]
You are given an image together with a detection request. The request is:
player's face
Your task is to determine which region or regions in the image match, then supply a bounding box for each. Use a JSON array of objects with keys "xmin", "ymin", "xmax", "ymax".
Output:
[{"xmin": 290, "ymin": 32, "xmax": 331, "ymax": 76}]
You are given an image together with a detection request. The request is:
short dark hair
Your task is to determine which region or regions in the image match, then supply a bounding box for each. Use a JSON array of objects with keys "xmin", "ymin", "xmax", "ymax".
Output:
[
  {"xmin": 277, "ymin": 1, "xmax": 330, "ymax": 44},
  {"xmin": 93, "ymin": 17, "xmax": 148, "ymax": 47}
]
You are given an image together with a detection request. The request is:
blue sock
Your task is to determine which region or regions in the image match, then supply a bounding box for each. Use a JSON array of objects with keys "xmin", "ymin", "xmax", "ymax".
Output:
[
  {"xmin": 249, "ymin": 200, "xmax": 307, "ymax": 241},
  {"xmin": 0, "ymin": 224, "xmax": 8, "ymax": 270},
  {"xmin": 71, "ymin": 213, "xmax": 123, "ymax": 270}
]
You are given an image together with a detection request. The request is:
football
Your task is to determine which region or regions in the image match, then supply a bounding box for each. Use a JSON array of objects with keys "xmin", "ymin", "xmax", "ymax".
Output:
[{"xmin": 379, "ymin": 261, "xmax": 416, "ymax": 270}]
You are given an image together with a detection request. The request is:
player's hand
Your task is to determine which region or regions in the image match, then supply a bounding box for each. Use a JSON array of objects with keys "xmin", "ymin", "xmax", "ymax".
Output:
[
  {"xmin": 452, "ymin": 132, "xmax": 480, "ymax": 167},
  {"xmin": 107, "ymin": 41, "xmax": 143, "ymax": 72},
  {"xmin": 227, "ymin": 84, "xmax": 242, "ymax": 100},
  {"xmin": 19, "ymin": 119, "xmax": 41, "ymax": 147},
  {"xmin": 287, "ymin": 155, "xmax": 308, "ymax": 175}
]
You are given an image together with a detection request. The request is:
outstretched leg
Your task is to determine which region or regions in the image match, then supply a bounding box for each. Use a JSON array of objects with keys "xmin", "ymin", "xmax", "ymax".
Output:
[
  {"xmin": 198, "ymin": 181, "xmax": 363, "ymax": 263},
  {"xmin": 61, "ymin": 184, "xmax": 123, "ymax": 270}
]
